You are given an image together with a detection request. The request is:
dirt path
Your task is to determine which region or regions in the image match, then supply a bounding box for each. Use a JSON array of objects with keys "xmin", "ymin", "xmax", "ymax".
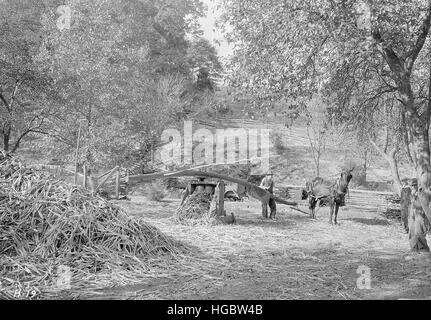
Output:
[{"xmin": 80, "ymin": 196, "xmax": 431, "ymax": 300}]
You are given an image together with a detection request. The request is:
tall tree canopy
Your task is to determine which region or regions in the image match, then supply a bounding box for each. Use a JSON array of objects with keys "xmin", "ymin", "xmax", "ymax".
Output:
[
  {"xmin": 0, "ymin": 0, "xmax": 63, "ymax": 153},
  {"xmin": 29, "ymin": 0, "xmax": 212, "ymax": 167}
]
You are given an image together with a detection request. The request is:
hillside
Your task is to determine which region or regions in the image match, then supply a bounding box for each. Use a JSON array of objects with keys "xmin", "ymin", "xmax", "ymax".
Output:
[
  {"xmin": 191, "ymin": 115, "xmax": 410, "ymax": 192},
  {"xmin": 16, "ymin": 112, "xmax": 414, "ymax": 194}
]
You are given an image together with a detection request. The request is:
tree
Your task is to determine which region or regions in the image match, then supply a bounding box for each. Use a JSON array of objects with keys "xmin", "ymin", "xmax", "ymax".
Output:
[
  {"xmin": 35, "ymin": 0, "xmax": 205, "ymax": 168},
  {"xmin": 303, "ymin": 95, "xmax": 330, "ymax": 177},
  {"xmin": 187, "ymin": 37, "xmax": 223, "ymax": 91},
  {"xmin": 222, "ymin": 0, "xmax": 431, "ymax": 250},
  {"xmin": 367, "ymin": 100, "xmax": 404, "ymax": 194},
  {"xmin": 0, "ymin": 0, "xmax": 62, "ymax": 153}
]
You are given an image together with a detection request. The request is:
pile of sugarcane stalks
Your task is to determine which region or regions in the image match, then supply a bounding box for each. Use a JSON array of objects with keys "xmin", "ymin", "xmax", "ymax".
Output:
[
  {"xmin": 175, "ymin": 192, "xmax": 214, "ymax": 225},
  {"xmin": 0, "ymin": 151, "xmax": 187, "ymax": 299}
]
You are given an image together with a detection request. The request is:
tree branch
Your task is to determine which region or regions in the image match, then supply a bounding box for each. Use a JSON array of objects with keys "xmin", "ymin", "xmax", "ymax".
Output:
[
  {"xmin": 406, "ymin": 1, "xmax": 431, "ymax": 71},
  {"xmin": 11, "ymin": 129, "xmax": 33, "ymax": 153},
  {"xmin": 30, "ymin": 129, "xmax": 75, "ymax": 146},
  {"xmin": 369, "ymin": 133, "xmax": 386, "ymax": 158},
  {"xmin": 0, "ymin": 91, "xmax": 10, "ymax": 112},
  {"xmin": 371, "ymin": 28, "xmax": 404, "ymax": 76},
  {"xmin": 426, "ymin": 58, "xmax": 431, "ymax": 127},
  {"xmin": 9, "ymin": 80, "xmax": 21, "ymax": 110}
]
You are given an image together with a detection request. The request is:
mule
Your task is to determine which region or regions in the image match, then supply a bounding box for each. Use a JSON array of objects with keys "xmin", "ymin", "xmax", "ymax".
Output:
[{"xmin": 302, "ymin": 169, "xmax": 353, "ymax": 224}]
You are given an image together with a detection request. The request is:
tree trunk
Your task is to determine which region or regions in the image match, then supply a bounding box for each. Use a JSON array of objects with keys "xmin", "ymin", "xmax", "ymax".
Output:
[
  {"xmin": 363, "ymin": 150, "xmax": 367, "ymax": 185},
  {"xmin": 414, "ymin": 130, "xmax": 431, "ymax": 229},
  {"xmin": 383, "ymin": 149, "xmax": 402, "ymax": 196},
  {"xmin": 371, "ymin": 6, "xmax": 431, "ymax": 251},
  {"xmin": 3, "ymin": 132, "xmax": 9, "ymax": 152},
  {"xmin": 2, "ymin": 124, "xmax": 11, "ymax": 152},
  {"xmin": 403, "ymin": 97, "xmax": 431, "ymax": 251},
  {"xmin": 369, "ymin": 137, "xmax": 402, "ymax": 195},
  {"xmin": 409, "ymin": 195, "xmax": 430, "ymax": 252},
  {"xmin": 401, "ymin": 112, "xmax": 417, "ymax": 168}
]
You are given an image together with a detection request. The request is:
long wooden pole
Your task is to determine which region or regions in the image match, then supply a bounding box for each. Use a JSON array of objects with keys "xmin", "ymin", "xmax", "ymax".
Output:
[
  {"xmin": 83, "ymin": 163, "xmax": 87, "ymax": 188},
  {"xmin": 125, "ymin": 169, "xmax": 129, "ymax": 197},
  {"xmin": 130, "ymin": 169, "xmax": 299, "ymax": 206},
  {"xmin": 73, "ymin": 123, "xmax": 82, "ymax": 185},
  {"xmin": 164, "ymin": 169, "xmax": 298, "ymax": 206},
  {"xmin": 115, "ymin": 167, "xmax": 120, "ymax": 199},
  {"xmin": 218, "ymin": 180, "xmax": 225, "ymax": 216},
  {"xmin": 289, "ymin": 206, "xmax": 310, "ymax": 215}
]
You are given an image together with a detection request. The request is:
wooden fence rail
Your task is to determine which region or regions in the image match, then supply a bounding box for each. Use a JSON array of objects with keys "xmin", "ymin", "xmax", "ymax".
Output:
[{"xmin": 276, "ymin": 185, "xmax": 399, "ymax": 215}]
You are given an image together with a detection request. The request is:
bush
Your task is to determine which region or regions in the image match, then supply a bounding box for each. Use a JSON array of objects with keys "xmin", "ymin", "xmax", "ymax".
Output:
[
  {"xmin": 351, "ymin": 166, "xmax": 367, "ymax": 187},
  {"xmin": 146, "ymin": 181, "xmax": 166, "ymax": 202},
  {"xmin": 272, "ymin": 131, "xmax": 287, "ymax": 154}
]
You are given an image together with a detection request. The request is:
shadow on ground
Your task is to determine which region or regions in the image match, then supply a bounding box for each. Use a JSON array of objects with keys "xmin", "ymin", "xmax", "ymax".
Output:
[{"xmin": 347, "ymin": 217, "xmax": 391, "ymax": 226}]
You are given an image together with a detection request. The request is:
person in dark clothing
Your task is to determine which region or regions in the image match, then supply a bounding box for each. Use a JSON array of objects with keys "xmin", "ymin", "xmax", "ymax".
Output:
[{"xmin": 260, "ymin": 172, "xmax": 277, "ymax": 219}]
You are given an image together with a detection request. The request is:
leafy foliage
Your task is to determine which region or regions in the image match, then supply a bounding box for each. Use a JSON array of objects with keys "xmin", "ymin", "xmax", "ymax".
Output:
[
  {"xmin": 221, "ymin": 0, "xmax": 431, "ymax": 123},
  {"xmin": 0, "ymin": 0, "xmax": 63, "ymax": 152},
  {"xmin": 0, "ymin": 0, "xmax": 223, "ymax": 169}
]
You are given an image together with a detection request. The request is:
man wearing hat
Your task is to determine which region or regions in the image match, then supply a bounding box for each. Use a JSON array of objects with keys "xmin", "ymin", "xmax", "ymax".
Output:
[
  {"xmin": 400, "ymin": 178, "xmax": 416, "ymax": 233},
  {"xmin": 410, "ymin": 178, "xmax": 418, "ymax": 191},
  {"xmin": 260, "ymin": 171, "xmax": 277, "ymax": 219}
]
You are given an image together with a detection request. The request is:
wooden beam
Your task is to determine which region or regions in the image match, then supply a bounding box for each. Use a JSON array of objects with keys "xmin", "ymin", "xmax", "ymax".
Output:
[
  {"xmin": 164, "ymin": 170, "xmax": 298, "ymax": 206},
  {"xmin": 218, "ymin": 180, "xmax": 225, "ymax": 216},
  {"xmin": 289, "ymin": 206, "xmax": 310, "ymax": 215},
  {"xmin": 128, "ymin": 172, "xmax": 168, "ymax": 183},
  {"xmin": 125, "ymin": 169, "xmax": 129, "ymax": 197},
  {"xmin": 83, "ymin": 164, "xmax": 87, "ymax": 188},
  {"xmin": 73, "ymin": 123, "xmax": 82, "ymax": 185},
  {"xmin": 97, "ymin": 167, "xmax": 116, "ymax": 179},
  {"xmin": 129, "ymin": 169, "xmax": 298, "ymax": 206},
  {"xmin": 115, "ymin": 167, "xmax": 120, "ymax": 199}
]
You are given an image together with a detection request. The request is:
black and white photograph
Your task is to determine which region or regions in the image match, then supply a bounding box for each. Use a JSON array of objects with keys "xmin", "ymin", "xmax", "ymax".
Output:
[{"xmin": 1, "ymin": 0, "xmax": 431, "ymax": 304}]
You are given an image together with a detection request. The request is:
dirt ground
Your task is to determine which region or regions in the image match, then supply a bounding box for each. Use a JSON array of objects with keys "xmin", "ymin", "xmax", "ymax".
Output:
[{"xmin": 82, "ymin": 196, "xmax": 431, "ymax": 300}]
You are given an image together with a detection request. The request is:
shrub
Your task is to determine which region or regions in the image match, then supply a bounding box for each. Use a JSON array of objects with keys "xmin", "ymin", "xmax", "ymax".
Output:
[
  {"xmin": 272, "ymin": 131, "xmax": 287, "ymax": 154},
  {"xmin": 146, "ymin": 181, "xmax": 166, "ymax": 202}
]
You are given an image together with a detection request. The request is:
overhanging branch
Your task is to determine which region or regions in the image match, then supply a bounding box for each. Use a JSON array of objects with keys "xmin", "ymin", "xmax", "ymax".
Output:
[{"xmin": 406, "ymin": 1, "xmax": 431, "ymax": 71}]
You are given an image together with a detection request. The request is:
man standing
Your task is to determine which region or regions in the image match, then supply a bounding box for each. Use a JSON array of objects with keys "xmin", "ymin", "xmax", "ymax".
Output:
[
  {"xmin": 260, "ymin": 172, "xmax": 277, "ymax": 219},
  {"xmin": 400, "ymin": 179, "xmax": 411, "ymax": 233},
  {"xmin": 408, "ymin": 178, "xmax": 430, "ymax": 251}
]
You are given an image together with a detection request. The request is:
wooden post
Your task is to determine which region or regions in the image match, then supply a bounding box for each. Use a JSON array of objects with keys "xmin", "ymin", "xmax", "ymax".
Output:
[
  {"xmin": 125, "ymin": 169, "xmax": 129, "ymax": 197},
  {"xmin": 73, "ymin": 123, "xmax": 82, "ymax": 185},
  {"xmin": 217, "ymin": 180, "xmax": 225, "ymax": 216},
  {"xmin": 91, "ymin": 175, "xmax": 98, "ymax": 195},
  {"xmin": 83, "ymin": 163, "xmax": 87, "ymax": 188},
  {"xmin": 115, "ymin": 167, "xmax": 120, "ymax": 199}
]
